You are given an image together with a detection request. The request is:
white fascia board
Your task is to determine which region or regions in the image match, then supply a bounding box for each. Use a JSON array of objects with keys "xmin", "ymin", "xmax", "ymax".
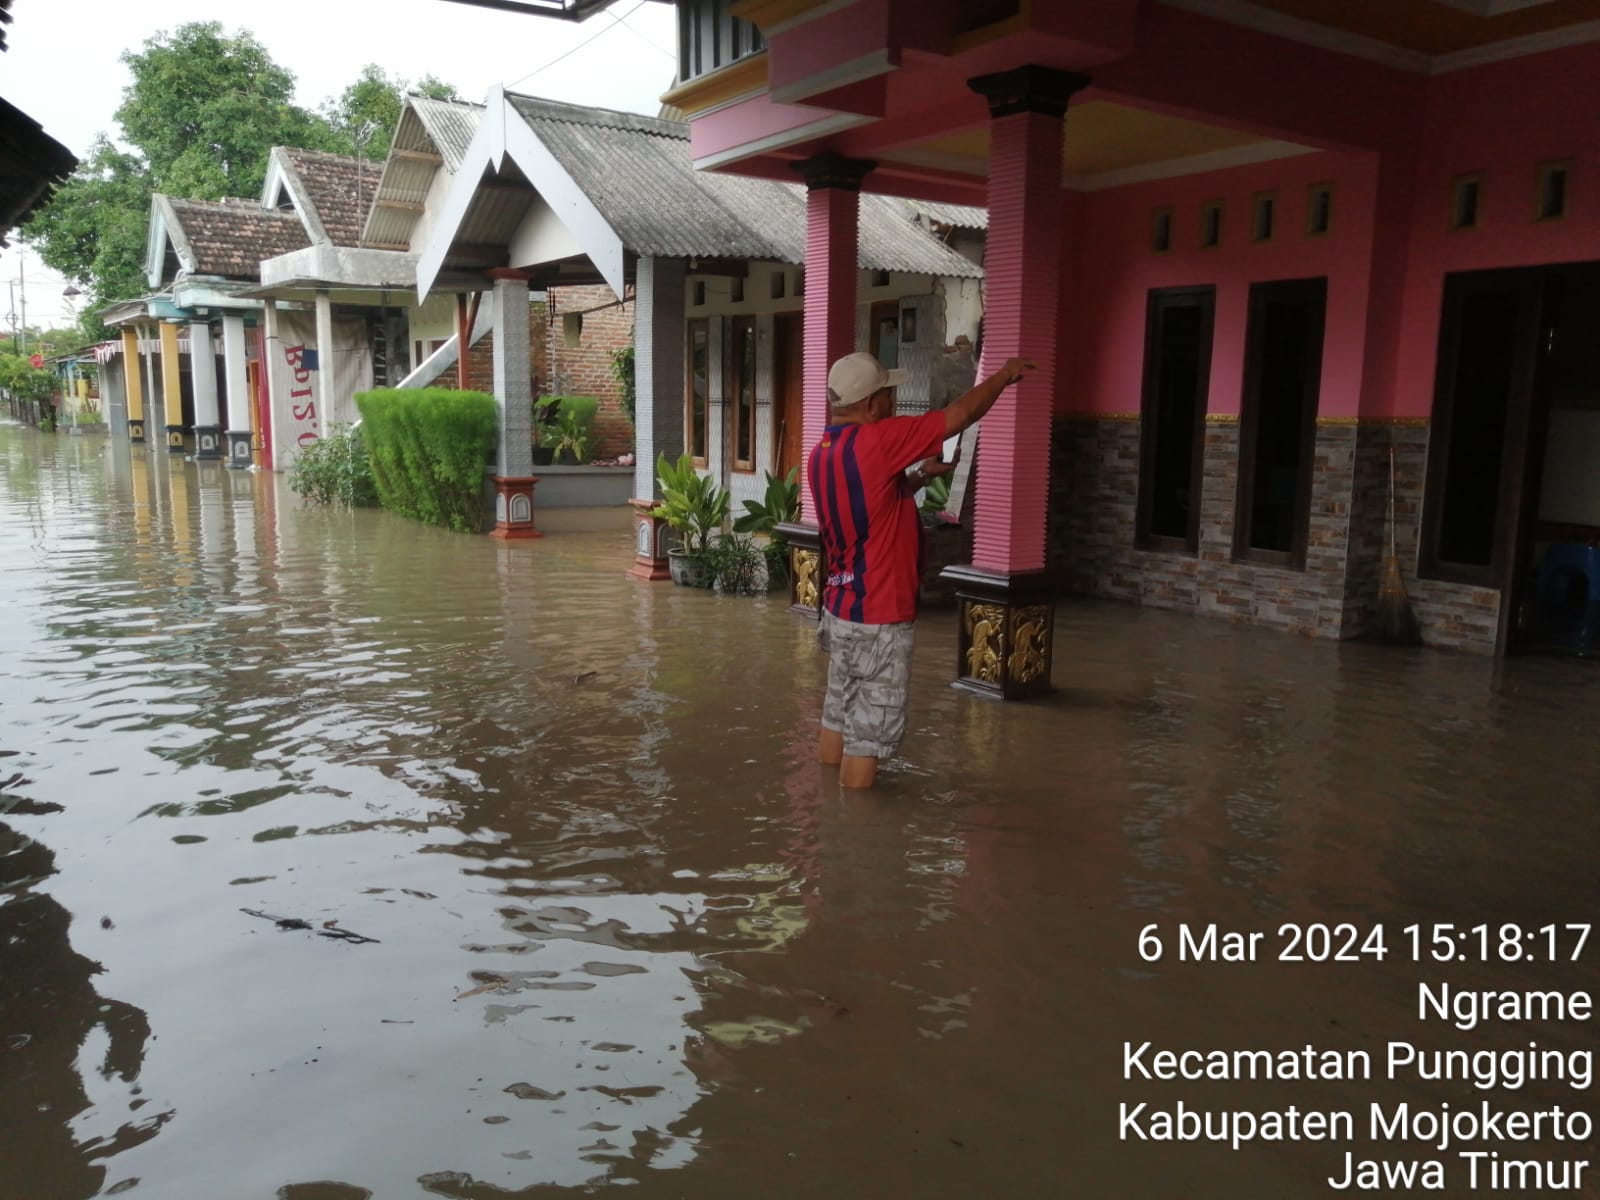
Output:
[
  {"xmin": 501, "ymin": 115, "xmax": 626, "ymax": 296},
  {"xmin": 416, "ymin": 87, "xmax": 508, "ymax": 300},
  {"xmin": 146, "ymin": 195, "xmax": 194, "ymax": 288}
]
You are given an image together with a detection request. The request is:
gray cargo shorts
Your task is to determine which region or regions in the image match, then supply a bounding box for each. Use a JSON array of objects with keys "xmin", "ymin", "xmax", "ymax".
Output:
[{"xmin": 818, "ymin": 609, "xmax": 916, "ymax": 759}]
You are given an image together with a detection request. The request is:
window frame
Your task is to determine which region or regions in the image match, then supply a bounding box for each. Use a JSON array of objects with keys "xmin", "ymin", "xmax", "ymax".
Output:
[
  {"xmin": 1451, "ymin": 173, "xmax": 1484, "ymax": 232},
  {"xmin": 726, "ymin": 314, "xmax": 758, "ymax": 473},
  {"xmin": 1305, "ymin": 182, "xmax": 1333, "ymax": 237},
  {"xmin": 1232, "ymin": 276, "xmax": 1328, "ymax": 569},
  {"xmin": 1136, "ymin": 285, "xmax": 1216, "ymax": 554},
  {"xmin": 1418, "ymin": 267, "xmax": 1544, "ymax": 587},
  {"xmin": 686, "ymin": 317, "xmax": 710, "ymax": 467}
]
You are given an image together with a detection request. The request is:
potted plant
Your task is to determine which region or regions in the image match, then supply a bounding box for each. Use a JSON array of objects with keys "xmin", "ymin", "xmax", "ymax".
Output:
[
  {"xmin": 653, "ymin": 452, "xmax": 729, "ymax": 587},
  {"xmin": 733, "ymin": 467, "xmax": 801, "ymax": 590},
  {"xmin": 531, "ymin": 395, "xmax": 559, "ymax": 465},
  {"xmin": 552, "ymin": 409, "xmax": 591, "ymax": 465}
]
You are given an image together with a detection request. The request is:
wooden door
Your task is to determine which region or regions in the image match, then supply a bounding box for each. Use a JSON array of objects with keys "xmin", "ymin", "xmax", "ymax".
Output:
[{"xmin": 774, "ymin": 312, "xmax": 804, "ymax": 481}]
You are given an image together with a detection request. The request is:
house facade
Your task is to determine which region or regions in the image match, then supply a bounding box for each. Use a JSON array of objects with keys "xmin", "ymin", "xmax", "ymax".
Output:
[
  {"xmin": 624, "ymin": 0, "xmax": 1600, "ymax": 674},
  {"xmin": 415, "ymin": 89, "xmax": 983, "ymax": 543}
]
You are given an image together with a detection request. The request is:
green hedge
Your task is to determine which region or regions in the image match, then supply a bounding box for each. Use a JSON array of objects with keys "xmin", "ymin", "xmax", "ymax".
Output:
[{"xmin": 356, "ymin": 387, "xmax": 497, "ymax": 533}]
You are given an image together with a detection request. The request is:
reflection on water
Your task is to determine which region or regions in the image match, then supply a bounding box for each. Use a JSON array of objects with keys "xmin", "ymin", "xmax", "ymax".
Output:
[{"xmin": 1, "ymin": 421, "xmax": 1596, "ymax": 1198}]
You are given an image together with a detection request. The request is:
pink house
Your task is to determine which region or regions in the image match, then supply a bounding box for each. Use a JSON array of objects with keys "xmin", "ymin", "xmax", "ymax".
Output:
[{"xmin": 453, "ymin": 0, "xmax": 1600, "ymax": 685}]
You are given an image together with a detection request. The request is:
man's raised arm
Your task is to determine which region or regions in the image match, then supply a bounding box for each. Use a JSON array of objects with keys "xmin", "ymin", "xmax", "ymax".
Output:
[{"xmin": 942, "ymin": 358, "xmax": 1036, "ymax": 437}]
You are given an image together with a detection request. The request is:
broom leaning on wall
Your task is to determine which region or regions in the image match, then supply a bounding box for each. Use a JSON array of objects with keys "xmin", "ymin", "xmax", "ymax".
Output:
[{"xmin": 1377, "ymin": 445, "xmax": 1423, "ymax": 645}]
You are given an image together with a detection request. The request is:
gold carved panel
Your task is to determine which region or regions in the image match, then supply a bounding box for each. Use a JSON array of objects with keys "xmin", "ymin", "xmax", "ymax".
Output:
[
  {"xmin": 1006, "ymin": 605, "xmax": 1051, "ymax": 685},
  {"xmin": 963, "ymin": 602, "xmax": 1006, "ymax": 685},
  {"xmin": 793, "ymin": 548, "xmax": 820, "ymax": 610}
]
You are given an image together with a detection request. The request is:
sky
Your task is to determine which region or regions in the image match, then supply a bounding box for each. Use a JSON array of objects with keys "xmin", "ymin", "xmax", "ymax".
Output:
[{"xmin": 1, "ymin": 0, "xmax": 680, "ymax": 333}]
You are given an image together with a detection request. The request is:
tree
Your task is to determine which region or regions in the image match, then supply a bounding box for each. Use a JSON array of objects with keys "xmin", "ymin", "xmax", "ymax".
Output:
[
  {"xmin": 22, "ymin": 22, "xmax": 334, "ymax": 328},
  {"xmin": 23, "ymin": 24, "xmax": 463, "ymax": 337},
  {"xmin": 24, "ymin": 137, "xmax": 152, "ymax": 315},
  {"xmin": 114, "ymin": 22, "xmax": 328, "ymax": 200},
  {"xmin": 319, "ymin": 66, "xmax": 459, "ymax": 162},
  {"xmin": 0, "ymin": 353, "xmax": 56, "ymax": 404}
]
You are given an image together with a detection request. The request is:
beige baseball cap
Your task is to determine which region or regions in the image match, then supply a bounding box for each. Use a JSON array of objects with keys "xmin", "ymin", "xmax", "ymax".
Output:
[{"xmin": 827, "ymin": 352, "xmax": 909, "ymax": 407}]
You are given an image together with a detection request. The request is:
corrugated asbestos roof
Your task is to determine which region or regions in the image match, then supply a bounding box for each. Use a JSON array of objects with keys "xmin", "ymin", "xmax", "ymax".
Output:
[
  {"xmin": 166, "ymin": 197, "xmax": 310, "ymax": 279},
  {"xmin": 363, "ymin": 96, "xmax": 485, "ymax": 250},
  {"xmin": 280, "ymin": 147, "xmax": 377, "ymax": 247},
  {"xmin": 904, "ymin": 199, "xmax": 988, "ymax": 230},
  {"xmin": 410, "ymin": 95, "xmax": 483, "ymax": 172},
  {"xmin": 504, "ymin": 94, "xmax": 983, "ymax": 278}
]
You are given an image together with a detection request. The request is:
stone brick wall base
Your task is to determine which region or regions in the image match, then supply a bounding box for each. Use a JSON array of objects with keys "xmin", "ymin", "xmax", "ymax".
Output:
[{"xmin": 1046, "ymin": 415, "xmax": 1501, "ymax": 653}]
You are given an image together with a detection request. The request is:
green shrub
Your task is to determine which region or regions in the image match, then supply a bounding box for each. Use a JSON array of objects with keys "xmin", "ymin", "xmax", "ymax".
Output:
[
  {"xmin": 288, "ymin": 422, "xmax": 378, "ymax": 507},
  {"xmin": 653, "ymin": 452, "xmax": 729, "ymax": 555},
  {"xmin": 702, "ymin": 532, "xmax": 764, "ymax": 595},
  {"xmin": 355, "ymin": 387, "xmax": 497, "ymax": 533},
  {"xmin": 609, "ymin": 345, "xmax": 635, "ymax": 424}
]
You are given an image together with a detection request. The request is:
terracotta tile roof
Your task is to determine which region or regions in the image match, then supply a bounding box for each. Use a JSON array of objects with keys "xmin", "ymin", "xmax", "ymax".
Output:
[
  {"xmin": 166, "ymin": 196, "xmax": 310, "ymax": 280},
  {"xmin": 280, "ymin": 147, "xmax": 377, "ymax": 247}
]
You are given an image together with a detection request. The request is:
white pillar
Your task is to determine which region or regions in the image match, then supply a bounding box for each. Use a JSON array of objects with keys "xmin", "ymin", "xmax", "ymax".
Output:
[
  {"xmin": 262, "ymin": 299, "xmax": 287, "ymax": 472},
  {"xmin": 633, "ymin": 256, "xmax": 686, "ymax": 500},
  {"xmin": 314, "ymin": 290, "xmax": 335, "ymax": 429},
  {"xmin": 189, "ymin": 321, "xmax": 223, "ymax": 460},
  {"xmin": 492, "ymin": 276, "xmax": 533, "ymax": 479},
  {"xmin": 221, "ymin": 314, "xmax": 252, "ymax": 468}
]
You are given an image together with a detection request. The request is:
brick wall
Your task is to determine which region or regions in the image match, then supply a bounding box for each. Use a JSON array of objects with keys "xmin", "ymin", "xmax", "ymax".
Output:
[
  {"xmin": 461, "ymin": 299, "xmax": 549, "ymax": 407},
  {"xmin": 1044, "ymin": 415, "xmax": 1501, "ymax": 653},
  {"xmin": 545, "ymin": 284, "xmax": 635, "ymax": 462}
]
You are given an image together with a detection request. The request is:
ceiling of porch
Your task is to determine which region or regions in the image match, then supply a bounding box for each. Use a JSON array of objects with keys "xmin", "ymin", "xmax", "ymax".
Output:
[
  {"xmin": 881, "ymin": 100, "xmax": 1310, "ymax": 192},
  {"xmin": 1164, "ymin": 0, "xmax": 1600, "ymax": 58}
]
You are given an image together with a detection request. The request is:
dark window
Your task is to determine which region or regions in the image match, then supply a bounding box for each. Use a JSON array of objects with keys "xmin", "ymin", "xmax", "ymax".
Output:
[
  {"xmin": 687, "ymin": 318, "xmax": 709, "ymax": 464},
  {"xmin": 1137, "ymin": 287, "xmax": 1215, "ymax": 552},
  {"xmin": 1234, "ymin": 278, "xmax": 1327, "ymax": 566},
  {"xmin": 676, "ymin": 0, "xmax": 765, "ymax": 84},
  {"xmin": 1151, "ymin": 207, "xmax": 1173, "ymax": 253},
  {"xmin": 770, "ymin": 270, "xmax": 785, "ymax": 300},
  {"xmin": 1200, "ymin": 201, "xmax": 1223, "ymax": 249},
  {"xmin": 1420, "ymin": 270, "xmax": 1543, "ymax": 583},
  {"xmin": 1306, "ymin": 183, "xmax": 1333, "ymax": 236},
  {"xmin": 1537, "ymin": 162, "xmax": 1570, "ymax": 221},
  {"xmin": 1252, "ymin": 193, "xmax": 1275, "ymax": 242},
  {"xmin": 692, "ymin": 280, "xmax": 706, "ymax": 307},
  {"xmin": 1452, "ymin": 176, "xmax": 1482, "ymax": 230},
  {"xmin": 728, "ymin": 315, "xmax": 757, "ymax": 471}
]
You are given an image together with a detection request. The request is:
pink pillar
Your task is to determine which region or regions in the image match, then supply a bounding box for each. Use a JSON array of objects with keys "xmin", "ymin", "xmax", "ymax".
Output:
[
  {"xmin": 796, "ymin": 156, "xmax": 872, "ymax": 526},
  {"xmin": 970, "ymin": 67, "xmax": 1086, "ymax": 573},
  {"xmin": 944, "ymin": 66, "xmax": 1088, "ymax": 700},
  {"xmin": 779, "ymin": 155, "xmax": 874, "ymax": 616}
]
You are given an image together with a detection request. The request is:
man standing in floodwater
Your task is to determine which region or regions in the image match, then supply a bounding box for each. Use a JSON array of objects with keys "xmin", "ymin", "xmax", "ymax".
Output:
[{"xmin": 810, "ymin": 351, "xmax": 1034, "ymax": 788}]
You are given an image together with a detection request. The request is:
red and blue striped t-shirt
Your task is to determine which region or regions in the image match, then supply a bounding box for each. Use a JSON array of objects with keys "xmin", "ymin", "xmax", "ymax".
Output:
[{"xmin": 807, "ymin": 409, "xmax": 947, "ymax": 625}]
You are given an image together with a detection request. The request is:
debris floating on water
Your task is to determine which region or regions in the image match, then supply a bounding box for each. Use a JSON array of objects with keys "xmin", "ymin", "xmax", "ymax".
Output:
[{"xmin": 240, "ymin": 908, "xmax": 380, "ymax": 944}]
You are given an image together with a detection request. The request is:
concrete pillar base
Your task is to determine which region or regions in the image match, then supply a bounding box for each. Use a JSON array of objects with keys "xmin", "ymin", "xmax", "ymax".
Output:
[
  {"xmin": 489, "ymin": 476, "xmax": 542, "ymax": 539},
  {"xmin": 777, "ymin": 521, "xmax": 823, "ymax": 620},
  {"xmin": 194, "ymin": 425, "xmax": 224, "ymax": 460},
  {"xmin": 225, "ymin": 430, "xmax": 254, "ymax": 469},
  {"xmin": 165, "ymin": 426, "xmax": 185, "ymax": 453},
  {"xmin": 941, "ymin": 564, "xmax": 1055, "ymax": 701},
  {"xmin": 629, "ymin": 499, "xmax": 671, "ymax": 581},
  {"xmin": 128, "ymin": 419, "xmax": 146, "ymax": 444}
]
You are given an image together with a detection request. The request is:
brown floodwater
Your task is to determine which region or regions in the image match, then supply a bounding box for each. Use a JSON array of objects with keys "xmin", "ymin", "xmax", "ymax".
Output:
[{"xmin": 1, "ymin": 420, "xmax": 1596, "ymax": 1200}]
